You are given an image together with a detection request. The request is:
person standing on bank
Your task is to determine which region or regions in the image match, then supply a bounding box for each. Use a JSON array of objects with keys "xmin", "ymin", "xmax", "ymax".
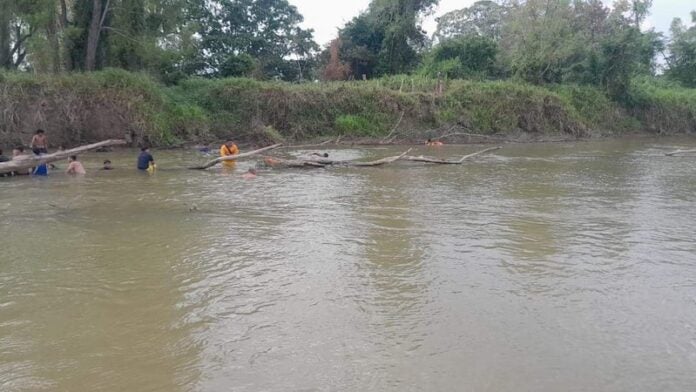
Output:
[
  {"xmin": 137, "ymin": 147, "xmax": 155, "ymax": 171},
  {"xmin": 30, "ymin": 129, "xmax": 49, "ymax": 154}
]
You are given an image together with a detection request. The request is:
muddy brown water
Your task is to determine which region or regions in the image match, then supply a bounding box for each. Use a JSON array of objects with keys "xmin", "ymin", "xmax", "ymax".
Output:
[{"xmin": 1, "ymin": 138, "xmax": 695, "ymax": 391}]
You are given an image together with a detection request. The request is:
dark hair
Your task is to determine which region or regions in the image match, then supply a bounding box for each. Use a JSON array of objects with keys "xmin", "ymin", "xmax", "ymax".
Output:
[
  {"xmin": 0, "ymin": 149, "xmax": 3, "ymax": 155},
  {"xmin": 427, "ymin": 138, "xmax": 432, "ymax": 143},
  {"xmin": 323, "ymin": 153, "xmax": 329, "ymax": 158},
  {"xmin": 36, "ymin": 129, "xmax": 45, "ymax": 134},
  {"xmin": 141, "ymin": 146, "xmax": 150, "ymax": 152},
  {"xmin": 14, "ymin": 146, "xmax": 24, "ymax": 153},
  {"xmin": 104, "ymin": 160, "xmax": 111, "ymax": 164},
  {"xmin": 69, "ymin": 155, "xmax": 77, "ymax": 161}
]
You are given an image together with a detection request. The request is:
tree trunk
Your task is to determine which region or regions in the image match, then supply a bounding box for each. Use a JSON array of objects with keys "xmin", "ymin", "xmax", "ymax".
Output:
[
  {"xmin": 85, "ymin": 0, "xmax": 104, "ymax": 71},
  {"xmin": 0, "ymin": 140, "xmax": 126, "ymax": 175},
  {"xmin": 189, "ymin": 144, "xmax": 283, "ymax": 170},
  {"xmin": 0, "ymin": 1, "xmax": 11, "ymax": 69}
]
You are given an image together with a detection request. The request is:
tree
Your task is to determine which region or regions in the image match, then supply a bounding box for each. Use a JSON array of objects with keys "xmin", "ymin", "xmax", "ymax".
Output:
[
  {"xmin": 337, "ymin": 0, "xmax": 438, "ymax": 78},
  {"xmin": 497, "ymin": 0, "xmax": 663, "ymax": 99},
  {"xmin": 194, "ymin": 0, "xmax": 318, "ymax": 80},
  {"xmin": 322, "ymin": 39, "xmax": 350, "ymax": 81},
  {"xmin": 420, "ymin": 35, "xmax": 498, "ymax": 79},
  {"xmin": 433, "ymin": 0, "xmax": 507, "ymax": 43},
  {"xmin": 666, "ymin": 11, "xmax": 696, "ymax": 87}
]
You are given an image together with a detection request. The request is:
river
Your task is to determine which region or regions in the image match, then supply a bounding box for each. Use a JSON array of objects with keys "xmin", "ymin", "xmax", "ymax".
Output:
[{"xmin": 1, "ymin": 138, "xmax": 695, "ymax": 391}]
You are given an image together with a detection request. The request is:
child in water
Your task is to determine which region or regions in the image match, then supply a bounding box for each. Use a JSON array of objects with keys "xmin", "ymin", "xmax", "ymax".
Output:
[{"xmin": 426, "ymin": 138, "xmax": 444, "ymax": 147}]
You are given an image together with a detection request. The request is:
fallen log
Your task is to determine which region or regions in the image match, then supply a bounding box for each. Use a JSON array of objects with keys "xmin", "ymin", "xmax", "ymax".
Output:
[
  {"xmin": 406, "ymin": 146, "xmax": 502, "ymax": 164},
  {"xmin": 189, "ymin": 144, "xmax": 283, "ymax": 170},
  {"xmin": 0, "ymin": 139, "xmax": 126, "ymax": 175},
  {"xmin": 665, "ymin": 148, "xmax": 696, "ymax": 156},
  {"xmin": 350, "ymin": 149, "xmax": 412, "ymax": 166},
  {"xmin": 262, "ymin": 149, "xmax": 412, "ymax": 169}
]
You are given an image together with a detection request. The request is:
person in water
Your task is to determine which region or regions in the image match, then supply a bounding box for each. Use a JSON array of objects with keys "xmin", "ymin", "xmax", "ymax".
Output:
[
  {"xmin": 426, "ymin": 138, "xmax": 444, "ymax": 146},
  {"xmin": 32, "ymin": 151, "xmax": 48, "ymax": 176},
  {"xmin": 242, "ymin": 167, "xmax": 257, "ymax": 180},
  {"xmin": 137, "ymin": 147, "xmax": 155, "ymax": 171},
  {"xmin": 66, "ymin": 155, "xmax": 86, "ymax": 175},
  {"xmin": 30, "ymin": 129, "xmax": 48, "ymax": 154},
  {"xmin": 102, "ymin": 160, "xmax": 113, "ymax": 170},
  {"xmin": 220, "ymin": 141, "xmax": 239, "ymax": 168},
  {"xmin": 11, "ymin": 146, "xmax": 31, "ymax": 175}
]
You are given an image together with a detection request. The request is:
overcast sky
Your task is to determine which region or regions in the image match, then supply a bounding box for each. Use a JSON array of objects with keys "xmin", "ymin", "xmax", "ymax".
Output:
[{"xmin": 290, "ymin": 0, "xmax": 696, "ymax": 47}]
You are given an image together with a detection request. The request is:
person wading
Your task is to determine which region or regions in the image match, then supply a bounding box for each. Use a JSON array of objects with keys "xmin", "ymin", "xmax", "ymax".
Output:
[
  {"xmin": 30, "ymin": 129, "xmax": 49, "ymax": 154},
  {"xmin": 220, "ymin": 141, "xmax": 239, "ymax": 169}
]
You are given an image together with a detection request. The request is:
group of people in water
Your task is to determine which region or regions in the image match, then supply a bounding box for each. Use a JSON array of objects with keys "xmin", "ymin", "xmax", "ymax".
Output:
[
  {"xmin": 0, "ymin": 131, "xmax": 257, "ymax": 179},
  {"xmin": 2, "ymin": 130, "xmax": 447, "ymax": 178}
]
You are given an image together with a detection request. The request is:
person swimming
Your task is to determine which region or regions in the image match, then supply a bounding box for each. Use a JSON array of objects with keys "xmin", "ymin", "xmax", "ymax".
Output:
[
  {"xmin": 426, "ymin": 138, "xmax": 444, "ymax": 146},
  {"xmin": 102, "ymin": 160, "xmax": 113, "ymax": 170},
  {"xmin": 242, "ymin": 168, "xmax": 257, "ymax": 180}
]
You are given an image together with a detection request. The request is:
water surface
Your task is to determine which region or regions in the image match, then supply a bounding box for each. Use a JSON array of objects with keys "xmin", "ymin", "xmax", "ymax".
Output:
[{"xmin": 1, "ymin": 138, "xmax": 695, "ymax": 391}]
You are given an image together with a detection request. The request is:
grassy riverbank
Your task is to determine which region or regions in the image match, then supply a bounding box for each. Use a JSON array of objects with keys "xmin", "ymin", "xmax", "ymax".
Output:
[{"xmin": 0, "ymin": 69, "xmax": 694, "ymax": 147}]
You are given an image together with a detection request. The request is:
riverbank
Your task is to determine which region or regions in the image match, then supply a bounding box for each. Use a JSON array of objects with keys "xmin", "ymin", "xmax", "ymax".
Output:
[{"xmin": 1, "ymin": 69, "xmax": 694, "ymax": 148}]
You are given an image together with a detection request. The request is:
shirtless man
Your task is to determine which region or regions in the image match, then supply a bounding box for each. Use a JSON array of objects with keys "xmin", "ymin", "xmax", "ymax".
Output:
[
  {"xmin": 30, "ymin": 129, "xmax": 48, "ymax": 154},
  {"xmin": 66, "ymin": 155, "xmax": 86, "ymax": 175}
]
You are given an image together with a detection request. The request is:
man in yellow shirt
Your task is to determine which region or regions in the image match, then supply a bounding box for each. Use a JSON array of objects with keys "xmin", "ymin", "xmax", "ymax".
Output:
[{"xmin": 220, "ymin": 141, "xmax": 240, "ymax": 168}]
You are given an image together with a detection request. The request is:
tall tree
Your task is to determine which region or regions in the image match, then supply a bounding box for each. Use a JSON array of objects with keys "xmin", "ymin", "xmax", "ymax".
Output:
[
  {"xmin": 433, "ymin": 0, "xmax": 507, "ymax": 43},
  {"xmin": 193, "ymin": 0, "xmax": 318, "ymax": 80},
  {"xmin": 337, "ymin": 0, "xmax": 438, "ymax": 77},
  {"xmin": 666, "ymin": 11, "xmax": 696, "ymax": 87}
]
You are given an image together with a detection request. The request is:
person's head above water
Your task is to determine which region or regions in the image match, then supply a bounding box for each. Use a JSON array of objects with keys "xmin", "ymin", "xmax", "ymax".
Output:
[
  {"xmin": 141, "ymin": 146, "xmax": 150, "ymax": 153},
  {"xmin": 36, "ymin": 129, "xmax": 45, "ymax": 135},
  {"xmin": 225, "ymin": 140, "xmax": 236, "ymax": 147},
  {"xmin": 12, "ymin": 146, "xmax": 25, "ymax": 156},
  {"xmin": 248, "ymin": 168, "xmax": 257, "ymax": 175},
  {"xmin": 103, "ymin": 160, "xmax": 112, "ymax": 169},
  {"xmin": 68, "ymin": 155, "xmax": 78, "ymax": 162}
]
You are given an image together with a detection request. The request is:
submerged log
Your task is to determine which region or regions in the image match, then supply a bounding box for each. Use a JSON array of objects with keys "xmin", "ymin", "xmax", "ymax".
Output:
[
  {"xmin": 665, "ymin": 148, "xmax": 696, "ymax": 156},
  {"xmin": 189, "ymin": 144, "xmax": 283, "ymax": 170},
  {"xmin": 262, "ymin": 149, "xmax": 412, "ymax": 169},
  {"xmin": 405, "ymin": 146, "xmax": 502, "ymax": 164},
  {"xmin": 350, "ymin": 149, "xmax": 412, "ymax": 166},
  {"xmin": 0, "ymin": 139, "xmax": 126, "ymax": 175}
]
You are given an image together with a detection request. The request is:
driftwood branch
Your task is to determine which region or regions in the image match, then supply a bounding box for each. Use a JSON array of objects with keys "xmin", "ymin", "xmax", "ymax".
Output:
[
  {"xmin": 406, "ymin": 146, "xmax": 501, "ymax": 164},
  {"xmin": 262, "ymin": 149, "xmax": 412, "ymax": 169},
  {"xmin": 665, "ymin": 148, "xmax": 696, "ymax": 156},
  {"xmin": 350, "ymin": 149, "xmax": 411, "ymax": 166},
  {"xmin": 0, "ymin": 139, "xmax": 126, "ymax": 175},
  {"xmin": 189, "ymin": 144, "xmax": 283, "ymax": 170},
  {"xmin": 381, "ymin": 111, "xmax": 405, "ymax": 144}
]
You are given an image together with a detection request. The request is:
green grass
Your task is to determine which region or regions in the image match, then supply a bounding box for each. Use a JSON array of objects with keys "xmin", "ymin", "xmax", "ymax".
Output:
[{"xmin": 1, "ymin": 70, "xmax": 694, "ymax": 146}]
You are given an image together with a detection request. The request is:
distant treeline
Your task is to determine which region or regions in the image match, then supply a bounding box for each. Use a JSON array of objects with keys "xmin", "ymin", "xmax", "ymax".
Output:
[
  {"xmin": 0, "ymin": 1, "xmax": 694, "ymax": 146},
  {"xmin": 1, "ymin": 1, "xmax": 695, "ymax": 92}
]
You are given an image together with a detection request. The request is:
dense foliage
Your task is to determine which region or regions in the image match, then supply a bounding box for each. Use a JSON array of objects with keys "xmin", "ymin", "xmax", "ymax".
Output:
[{"xmin": 0, "ymin": 0, "xmax": 693, "ymax": 97}]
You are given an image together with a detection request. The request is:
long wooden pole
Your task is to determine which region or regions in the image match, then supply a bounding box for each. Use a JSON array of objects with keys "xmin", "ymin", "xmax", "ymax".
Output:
[
  {"xmin": 405, "ymin": 146, "xmax": 501, "ymax": 164},
  {"xmin": 188, "ymin": 144, "xmax": 283, "ymax": 170},
  {"xmin": 665, "ymin": 148, "xmax": 696, "ymax": 156},
  {"xmin": 0, "ymin": 139, "xmax": 126, "ymax": 175}
]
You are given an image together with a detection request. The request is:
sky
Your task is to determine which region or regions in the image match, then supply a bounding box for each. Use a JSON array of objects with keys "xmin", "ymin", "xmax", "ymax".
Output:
[{"xmin": 290, "ymin": 0, "xmax": 696, "ymax": 47}]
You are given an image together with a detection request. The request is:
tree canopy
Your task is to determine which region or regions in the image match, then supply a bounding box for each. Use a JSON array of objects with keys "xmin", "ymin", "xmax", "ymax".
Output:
[{"xmin": 0, "ymin": 0, "xmax": 693, "ymax": 96}]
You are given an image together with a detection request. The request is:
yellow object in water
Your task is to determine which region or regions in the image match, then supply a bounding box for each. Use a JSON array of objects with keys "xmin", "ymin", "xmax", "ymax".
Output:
[
  {"xmin": 220, "ymin": 143, "xmax": 240, "ymax": 169},
  {"xmin": 147, "ymin": 162, "xmax": 157, "ymax": 174}
]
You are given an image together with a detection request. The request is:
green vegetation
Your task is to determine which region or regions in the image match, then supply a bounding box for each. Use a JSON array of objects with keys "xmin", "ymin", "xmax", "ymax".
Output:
[
  {"xmin": 0, "ymin": 0, "xmax": 694, "ymax": 145},
  {"xmin": 1, "ymin": 69, "xmax": 693, "ymax": 146}
]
